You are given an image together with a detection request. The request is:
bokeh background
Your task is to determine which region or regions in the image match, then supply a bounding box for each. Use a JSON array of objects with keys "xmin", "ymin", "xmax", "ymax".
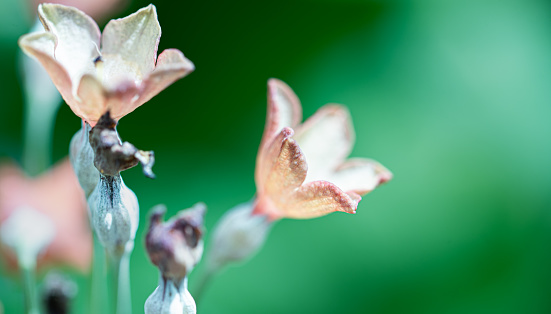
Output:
[{"xmin": 1, "ymin": 0, "xmax": 551, "ymax": 313}]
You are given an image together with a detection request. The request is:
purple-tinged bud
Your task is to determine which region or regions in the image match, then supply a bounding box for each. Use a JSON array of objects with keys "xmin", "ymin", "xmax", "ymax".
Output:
[
  {"xmin": 144, "ymin": 203, "xmax": 206, "ymax": 314},
  {"xmin": 146, "ymin": 203, "xmax": 206, "ymax": 281}
]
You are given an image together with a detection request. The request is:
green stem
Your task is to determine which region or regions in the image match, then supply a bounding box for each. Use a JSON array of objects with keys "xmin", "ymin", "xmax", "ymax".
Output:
[
  {"xmin": 22, "ymin": 94, "xmax": 58, "ymax": 176},
  {"xmin": 106, "ymin": 247, "xmax": 132, "ymax": 314},
  {"xmin": 20, "ymin": 264, "xmax": 39, "ymax": 314},
  {"xmin": 193, "ymin": 265, "xmax": 217, "ymax": 305},
  {"xmin": 89, "ymin": 235, "xmax": 108, "ymax": 314}
]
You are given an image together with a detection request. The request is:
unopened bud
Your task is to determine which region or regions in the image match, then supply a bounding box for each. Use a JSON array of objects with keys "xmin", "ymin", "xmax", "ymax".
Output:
[{"xmin": 206, "ymin": 200, "xmax": 272, "ymax": 271}]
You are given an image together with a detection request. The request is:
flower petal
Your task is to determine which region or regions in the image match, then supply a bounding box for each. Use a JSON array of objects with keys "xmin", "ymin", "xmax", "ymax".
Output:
[
  {"xmin": 264, "ymin": 137, "xmax": 308, "ymax": 197},
  {"xmin": 260, "ymin": 79, "xmax": 302, "ymax": 149},
  {"xmin": 294, "ymin": 105, "xmax": 355, "ymax": 183},
  {"xmin": 255, "ymin": 127, "xmax": 294, "ymax": 190},
  {"xmin": 18, "ymin": 32, "xmax": 79, "ymax": 116},
  {"xmin": 38, "ymin": 4, "xmax": 100, "ymax": 94},
  {"xmin": 76, "ymin": 74, "xmax": 141, "ymax": 125},
  {"xmin": 133, "ymin": 49, "xmax": 195, "ymax": 107},
  {"xmin": 282, "ymin": 181, "xmax": 359, "ymax": 219},
  {"xmin": 101, "ymin": 4, "xmax": 161, "ymax": 79},
  {"xmin": 329, "ymin": 158, "xmax": 393, "ymax": 195}
]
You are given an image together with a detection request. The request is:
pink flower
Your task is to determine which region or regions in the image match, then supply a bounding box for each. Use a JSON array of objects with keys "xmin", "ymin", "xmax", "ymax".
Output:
[
  {"xmin": 253, "ymin": 79, "xmax": 392, "ymax": 220},
  {"xmin": 0, "ymin": 159, "xmax": 92, "ymax": 272},
  {"xmin": 19, "ymin": 4, "xmax": 194, "ymax": 126},
  {"xmin": 31, "ymin": 0, "xmax": 129, "ymax": 22}
]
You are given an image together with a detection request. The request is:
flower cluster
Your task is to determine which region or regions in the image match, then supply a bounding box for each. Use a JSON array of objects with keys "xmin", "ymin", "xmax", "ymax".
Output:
[{"xmin": 5, "ymin": 3, "xmax": 392, "ymax": 314}]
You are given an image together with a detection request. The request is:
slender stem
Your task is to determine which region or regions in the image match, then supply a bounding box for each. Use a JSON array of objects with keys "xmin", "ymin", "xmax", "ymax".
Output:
[
  {"xmin": 192, "ymin": 265, "xmax": 217, "ymax": 305},
  {"xmin": 116, "ymin": 251, "xmax": 132, "ymax": 314},
  {"xmin": 90, "ymin": 235, "xmax": 108, "ymax": 314},
  {"xmin": 106, "ymin": 247, "xmax": 132, "ymax": 314},
  {"xmin": 22, "ymin": 94, "xmax": 58, "ymax": 176},
  {"xmin": 20, "ymin": 263, "xmax": 39, "ymax": 314}
]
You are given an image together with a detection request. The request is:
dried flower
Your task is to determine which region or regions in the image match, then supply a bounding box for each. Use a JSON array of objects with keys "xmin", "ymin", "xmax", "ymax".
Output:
[
  {"xmin": 19, "ymin": 4, "xmax": 195, "ymax": 126},
  {"xmin": 84, "ymin": 112, "xmax": 152, "ymax": 257},
  {"xmin": 253, "ymin": 79, "xmax": 392, "ymax": 220},
  {"xmin": 145, "ymin": 204, "xmax": 206, "ymax": 314},
  {"xmin": 0, "ymin": 160, "xmax": 92, "ymax": 271}
]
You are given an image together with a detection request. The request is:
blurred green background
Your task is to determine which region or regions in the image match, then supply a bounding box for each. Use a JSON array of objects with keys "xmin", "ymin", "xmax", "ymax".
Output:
[{"xmin": 1, "ymin": 0, "xmax": 551, "ymax": 313}]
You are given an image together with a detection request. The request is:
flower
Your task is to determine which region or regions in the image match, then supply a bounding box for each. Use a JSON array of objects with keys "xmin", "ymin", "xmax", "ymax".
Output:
[
  {"xmin": 0, "ymin": 159, "xmax": 92, "ymax": 272},
  {"xmin": 144, "ymin": 204, "xmax": 206, "ymax": 314},
  {"xmin": 19, "ymin": 4, "xmax": 195, "ymax": 126},
  {"xmin": 253, "ymin": 79, "xmax": 392, "ymax": 220}
]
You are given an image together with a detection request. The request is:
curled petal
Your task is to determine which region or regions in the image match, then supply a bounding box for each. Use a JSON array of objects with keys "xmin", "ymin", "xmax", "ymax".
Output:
[
  {"xmin": 101, "ymin": 4, "xmax": 160, "ymax": 78},
  {"xmin": 283, "ymin": 181, "xmax": 359, "ymax": 219},
  {"xmin": 18, "ymin": 32, "xmax": 78, "ymax": 116},
  {"xmin": 255, "ymin": 127, "xmax": 293, "ymax": 190},
  {"xmin": 294, "ymin": 105, "xmax": 355, "ymax": 183},
  {"xmin": 134, "ymin": 49, "xmax": 195, "ymax": 107},
  {"xmin": 330, "ymin": 158, "xmax": 393, "ymax": 195},
  {"xmin": 264, "ymin": 138, "xmax": 307, "ymax": 197},
  {"xmin": 259, "ymin": 79, "xmax": 302, "ymax": 150},
  {"xmin": 38, "ymin": 4, "xmax": 100, "ymax": 94}
]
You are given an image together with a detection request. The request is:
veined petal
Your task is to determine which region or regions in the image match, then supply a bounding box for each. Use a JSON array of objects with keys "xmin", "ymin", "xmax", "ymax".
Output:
[
  {"xmin": 260, "ymin": 79, "xmax": 302, "ymax": 149},
  {"xmin": 329, "ymin": 158, "xmax": 393, "ymax": 195},
  {"xmin": 294, "ymin": 105, "xmax": 355, "ymax": 183},
  {"xmin": 264, "ymin": 137, "xmax": 307, "ymax": 197},
  {"xmin": 18, "ymin": 32, "xmax": 79, "ymax": 116},
  {"xmin": 38, "ymin": 4, "xmax": 100, "ymax": 95},
  {"xmin": 133, "ymin": 49, "xmax": 195, "ymax": 107},
  {"xmin": 101, "ymin": 4, "xmax": 161, "ymax": 80},
  {"xmin": 282, "ymin": 181, "xmax": 359, "ymax": 219},
  {"xmin": 255, "ymin": 127, "xmax": 293, "ymax": 190}
]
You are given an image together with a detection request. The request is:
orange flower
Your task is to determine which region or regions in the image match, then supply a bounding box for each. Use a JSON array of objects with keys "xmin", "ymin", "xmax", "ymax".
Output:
[{"xmin": 0, "ymin": 159, "xmax": 92, "ymax": 272}]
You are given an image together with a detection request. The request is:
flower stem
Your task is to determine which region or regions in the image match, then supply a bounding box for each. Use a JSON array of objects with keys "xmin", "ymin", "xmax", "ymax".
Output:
[
  {"xmin": 22, "ymin": 92, "xmax": 58, "ymax": 176},
  {"xmin": 21, "ymin": 264, "xmax": 39, "ymax": 314},
  {"xmin": 192, "ymin": 265, "xmax": 217, "ymax": 305},
  {"xmin": 90, "ymin": 235, "xmax": 109, "ymax": 314},
  {"xmin": 107, "ymin": 248, "xmax": 132, "ymax": 314}
]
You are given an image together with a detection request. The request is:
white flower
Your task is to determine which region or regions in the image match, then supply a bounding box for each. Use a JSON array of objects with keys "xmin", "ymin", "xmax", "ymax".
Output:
[{"xmin": 19, "ymin": 4, "xmax": 195, "ymax": 126}]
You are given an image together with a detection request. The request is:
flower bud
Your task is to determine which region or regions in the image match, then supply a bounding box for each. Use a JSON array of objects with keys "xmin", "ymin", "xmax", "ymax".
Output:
[
  {"xmin": 87, "ymin": 175, "xmax": 138, "ymax": 257},
  {"xmin": 70, "ymin": 122, "xmax": 100, "ymax": 198},
  {"xmin": 206, "ymin": 200, "xmax": 272, "ymax": 271},
  {"xmin": 41, "ymin": 271, "xmax": 77, "ymax": 314},
  {"xmin": 144, "ymin": 204, "xmax": 206, "ymax": 314},
  {"xmin": 146, "ymin": 203, "xmax": 206, "ymax": 281}
]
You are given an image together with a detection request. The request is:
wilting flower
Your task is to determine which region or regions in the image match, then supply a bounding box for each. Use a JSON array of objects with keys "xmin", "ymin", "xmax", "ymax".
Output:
[
  {"xmin": 145, "ymin": 204, "xmax": 206, "ymax": 314},
  {"xmin": 19, "ymin": 3, "xmax": 195, "ymax": 126},
  {"xmin": 253, "ymin": 79, "xmax": 392, "ymax": 220},
  {"xmin": 85, "ymin": 112, "xmax": 153, "ymax": 257},
  {"xmin": 0, "ymin": 160, "xmax": 92, "ymax": 271}
]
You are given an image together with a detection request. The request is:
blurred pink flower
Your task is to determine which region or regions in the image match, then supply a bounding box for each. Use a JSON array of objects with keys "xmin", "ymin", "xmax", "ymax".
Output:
[
  {"xmin": 19, "ymin": 4, "xmax": 194, "ymax": 126},
  {"xmin": 0, "ymin": 159, "xmax": 92, "ymax": 272},
  {"xmin": 31, "ymin": 0, "xmax": 128, "ymax": 22},
  {"xmin": 253, "ymin": 79, "xmax": 392, "ymax": 220}
]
